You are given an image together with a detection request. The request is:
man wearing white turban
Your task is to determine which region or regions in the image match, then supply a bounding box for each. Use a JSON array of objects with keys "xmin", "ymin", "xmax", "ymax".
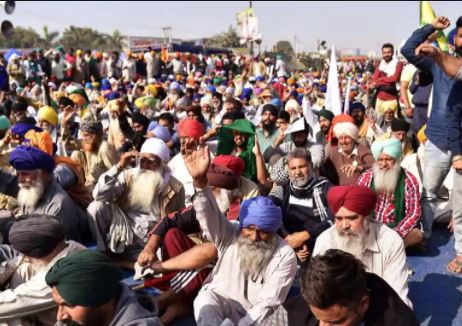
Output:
[
  {"xmin": 324, "ymin": 121, "xmax": 375, "ymax": 186},
  {"xmin": 357, "ymin": 138, "xmax": 423, "ymax": 248},
  {"xmin": 87, "ymin": 138, "xmax": 185, "ymax": 264}
]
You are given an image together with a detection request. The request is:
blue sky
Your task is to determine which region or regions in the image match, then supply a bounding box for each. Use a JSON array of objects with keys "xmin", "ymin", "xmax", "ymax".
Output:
[{"xmin": 7, "ymin": 1, "xmax": 462, "ymax": 53}]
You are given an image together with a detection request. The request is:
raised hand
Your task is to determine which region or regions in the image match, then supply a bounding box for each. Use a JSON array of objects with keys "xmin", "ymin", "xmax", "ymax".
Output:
[
  {"xmin": 181, "ymin": 138, "xmax": 210, "ymax": 187},
  {"xmin": 432, "ymin": 16, "xmax": 450, "ymax": 30}
]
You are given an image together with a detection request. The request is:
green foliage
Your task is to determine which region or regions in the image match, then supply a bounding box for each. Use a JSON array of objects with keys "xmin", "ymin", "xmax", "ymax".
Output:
[
  {"xmin": 205, "ymin": 25, "xmax": 240, "ymax": 48},
  {"xmin": 274, "ymin": 40, "xmax": 296, "ymax": 63}
]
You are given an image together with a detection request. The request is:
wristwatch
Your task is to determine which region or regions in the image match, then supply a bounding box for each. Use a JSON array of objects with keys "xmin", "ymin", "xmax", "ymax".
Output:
[{"xmin": 352, "ymin": 160, "xmax": 358, "ymax": 167}]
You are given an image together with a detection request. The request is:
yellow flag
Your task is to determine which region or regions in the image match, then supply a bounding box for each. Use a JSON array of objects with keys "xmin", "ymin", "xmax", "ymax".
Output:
[
  {"xmin": 420, "ymin": 0, "xmax": 449, "ymax": 52},
  {"xmin": 236, "ymin": 7, "xmax": 255, "ymax": 26}
]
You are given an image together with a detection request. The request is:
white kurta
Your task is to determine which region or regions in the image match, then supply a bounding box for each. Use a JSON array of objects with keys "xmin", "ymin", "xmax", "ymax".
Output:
[
  {"xmin": 192, "ymin": 187, "xmax": 297, "ymax": 326},
  {"xmin": 313, "ymin": 220, "xmax": 412, "ymax": 308}
]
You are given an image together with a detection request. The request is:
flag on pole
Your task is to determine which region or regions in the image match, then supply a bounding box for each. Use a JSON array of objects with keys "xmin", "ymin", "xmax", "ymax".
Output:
[
  {"xmin": 420, "ymin": 0, "xmax": 449, "ymax": 52},
  {"xmin": 343, "ymin": 77, "xmax": 352, "ymax": 114},
  {"xmin": 325, "ymin": 46, "xmax": 342, "ymax": 116}
]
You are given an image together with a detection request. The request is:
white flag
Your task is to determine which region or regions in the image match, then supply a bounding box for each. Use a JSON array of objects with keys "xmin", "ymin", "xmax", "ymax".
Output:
[
  {"xmin": 343, "ymin": 77, "xmax": 352, "ymax": 114},
  {"xmin": 324, "ymin": 46, "xmax": 342, "ymax": 116}
]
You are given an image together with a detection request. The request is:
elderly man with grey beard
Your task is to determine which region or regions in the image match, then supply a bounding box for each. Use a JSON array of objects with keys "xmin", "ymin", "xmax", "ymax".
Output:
[
  {"xmin": 87, "ymin": 137, "xmax": 184, "ymax": 265},
  {"xmin": 269, "ymin": 147, "xmax": 333, "ymax": 262},
  {"xmin": 357, "ymin": 138, "xmax": 423, "ymax": 249},
  {"xmin": 8, "ymin": 145, "xmax": 90, "ymax": 242},
  {"xmin": 181, "ymin": 138, "xmax": 297, "ymax": 326},
  {"xmin": 313, "ymin": 184, "xmax": 412, "ymax": 308}
]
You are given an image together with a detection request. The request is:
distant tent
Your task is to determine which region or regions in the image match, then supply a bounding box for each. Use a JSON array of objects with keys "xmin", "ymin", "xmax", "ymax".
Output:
[{"xmin": 4, "ymin": 48, "xmax": 21, "ymax": 63}]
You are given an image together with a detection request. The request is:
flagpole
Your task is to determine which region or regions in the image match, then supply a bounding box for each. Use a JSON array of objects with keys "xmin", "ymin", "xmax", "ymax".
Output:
[{"xmin": 249, "ymin": 0, "xmax": 254, "ymax": 56}]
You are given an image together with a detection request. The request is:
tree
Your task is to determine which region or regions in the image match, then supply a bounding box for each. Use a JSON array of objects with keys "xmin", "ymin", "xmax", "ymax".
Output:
[
  {"xmin": 39, "ymin": 25, "xmax": 59, "ymax": 48},
  {"xmin": 205, "ymin": 26, "xmax": 240, "ymax": 48},
  {"xmin": 102, "ymin": 29, "xmax": 127, "ymax": 52},
  {"xmin": 0, "ymin": 27, "xmax": 40, "ymax": 48},
  {"xmin": 274, "ymin": 40, "xmax": 296, "ymax": 64},
  {"xmin": 60, "ymin": 26, "xmax": 105, "ymax": 50}
]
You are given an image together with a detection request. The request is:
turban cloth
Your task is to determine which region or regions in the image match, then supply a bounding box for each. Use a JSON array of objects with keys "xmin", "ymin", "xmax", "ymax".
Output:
[
  {"xmin": 200, "ymin": 96, "xmax": 212, "ymax": 107},
  {"xmin": 140, "ymin": 137, "xmax": 170, "ymax": 163},
  {"xmin": 271, "ymin": 98, "xmax": 282, "ymax": 110},
  {"xmin": 371, "ymin": 138, "xmax": 402, "ymax": 161},
  {"xmin": 9, "ymin": 214, "xmax": 65, "ymax": 258},
  {"xmin": 0, "ymin": 115, "xmax": 10, "ymax": 130},
  {"xmin": 240, "ymin": 88, "xmax": 253, "ymax": 100},
  {"xmin": 350, "ymin": 101, "xmax": 366, "ymax": 113},
  {"xmin": 318, "ymin": 109, "xmax": 334, "ymax": 122},
  {"xmin": 69, "ymin": 93, "xmax": 86, "ymax": 106},
  {"xmin": 24, "ymin": 130, "xmax": 53, "ymax": 156},
  {"xmin": 11, "ymin": 123, "xmax": 42, "ymax": 138},
  {"xmin": 240, "ymin": 196, "xmax": 282, "ymax": 233},
  {"xmin": 217, "ymin": 119, "xmax": 256, "ymax": 182},
  {"xmin": 212, "ymin": 155, "xmax": 245, "ymax": 178},
  {"xmin": 207, "ymin": 164, "xmax": 238, "ymax": 190},
  {"xmin": 37, "ymin": 106, "xmax": 58, "ymax": 126},
  {"xmin": 284, "ymin": 99, "xmax": 301, "ymax": 115},
  {"xmin": 105, "ymin": 92, "xmax": 120, "ymax": 101},
  {"xmin": 58, "ymin": 97, "xmax": 74, "ymax": 108},
  {"xmin": 45, "ymin": 250, "xmax": 123, "ymax": 307},
  {"xmin": 80, "ymin": 121, "xmax": 103, "ymax": 135},
  {"xmin": 417, "ymin": 125, "xmax": 427, "ymax": 144},
  {"xmin": 177, "ymin": 119, "xmax": 205, "ymax": 140},
  {"xmin": 150, "ymin": 124, "xmax": 172, "ymax": 143},
  {"xmin": 9, "ymin": 145, "xmax": 55, "ymax": 173},
  {"xmin": 333, "ymin": 122, "xmax": 359, "ymax": 141},
  {"xmin": 134, "ymin": 96, "xmax": 157, "ymax": 111},
  {"xmin": 131, "ymin": 112, "xmax": 150, "ymax": 130},
  {"xmin": 327, "ymin": 185, "xmax": 377, "ymax": 217},
  {"xmin": 261, "ymin": 104, "xmax": 278, "ymax": 117},
  {"xmin": 391, "ymin": 118, "xmax": 410, "ymax": 133}
]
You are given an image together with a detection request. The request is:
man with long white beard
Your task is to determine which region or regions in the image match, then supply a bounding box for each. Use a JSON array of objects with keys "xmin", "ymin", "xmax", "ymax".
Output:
[
  {"xmin": 88, "ymin": 138, "xmax": 185, "ymax": 263},
  {"xmin": 9, "ymin": 146, "xmax": 91, "ymax": 242},
  {"xmin": 71, "ymin": 120, "xmax": 117, "ymax": 188},
  {"xmin": 313, "ymin": 184, "xmax": 412, "ymax": 308},
  {"xmin": 357, "ymin": 138, "xmax": 423, "ymax": 248},
  {"xmin": 182, "ymin": 138, "xmax": 297, "ymax": 326},
  {"xmin": 269, "ymin": 147, "xmax": 332, "ymax": 262},
  {"xmin": 136, "ymin": 162, "xmax": 249, "ymax": 325}
]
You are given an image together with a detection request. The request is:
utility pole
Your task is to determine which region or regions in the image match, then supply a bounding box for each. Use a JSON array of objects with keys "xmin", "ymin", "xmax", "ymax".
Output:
[{"xmin": 249, "ymin": 0, "xmax": 253, "ymax": 56}]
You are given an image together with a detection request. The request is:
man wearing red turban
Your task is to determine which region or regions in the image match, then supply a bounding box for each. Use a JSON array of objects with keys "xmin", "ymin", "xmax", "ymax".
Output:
[
  {"xmin": 177, "ymin": 118, "xmax": 205, "ymax": 141},
  {"xmin": 312, "ymin": 184, "xmax": 412, "ymax": 308},
  {"xmin": 169, "ymin": 118, "xmax": 206, "ymax": 205}
]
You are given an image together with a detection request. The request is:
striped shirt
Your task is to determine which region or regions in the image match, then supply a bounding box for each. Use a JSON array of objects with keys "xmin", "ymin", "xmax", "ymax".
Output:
[{"xmin": 357, "ymin": 168, "xmax": 421, "ymax": 238}]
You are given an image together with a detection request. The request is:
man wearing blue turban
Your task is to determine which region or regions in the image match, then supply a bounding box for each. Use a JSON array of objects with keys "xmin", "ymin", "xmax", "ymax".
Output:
[
  {"xmin": 357, "ymin": 138, "xmax": 424, "ymax": 249},
  {"xmin": 8, "ymin": 145, "xmax": 91, "ymax": 243},
  {"xmin": 180, "ymin": 138, "xmax": 297, "ymax": 325}
]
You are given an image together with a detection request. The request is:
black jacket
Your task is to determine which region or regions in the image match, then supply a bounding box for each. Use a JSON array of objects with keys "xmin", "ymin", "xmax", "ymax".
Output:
[{"xmin": 284, "ymin": 273, "xmax": 419, "ymax": 326}]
